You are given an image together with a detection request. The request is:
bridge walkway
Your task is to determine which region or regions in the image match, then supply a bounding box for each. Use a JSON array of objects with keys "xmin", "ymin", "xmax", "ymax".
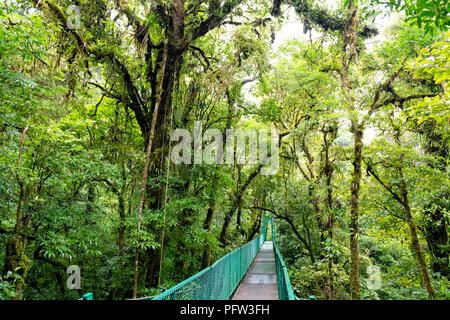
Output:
[{"xmin": 232, "ymin": 241, "xmax": 278, "ymax": 300}]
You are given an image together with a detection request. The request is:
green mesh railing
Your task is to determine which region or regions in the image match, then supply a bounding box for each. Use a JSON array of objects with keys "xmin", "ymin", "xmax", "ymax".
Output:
[
  {"xmin": 271, "ymin": 216, "xmax": 295, "ymax": 300},
  {"xmin": 152, "ymin": 215, "xmax": 268, "ymax": 300},
  {"xmin": 149, "ymin": 213, "xmax": 295, "ymax": 301},
  {"xmin": 78, "ymin": 213, "xmax": 295, "ymax": 301}
]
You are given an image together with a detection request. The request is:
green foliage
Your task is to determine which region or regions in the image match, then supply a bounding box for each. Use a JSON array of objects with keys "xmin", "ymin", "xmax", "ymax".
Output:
[
  {"xmin": 371, "ymin": 0, "xmax": 450, "ymax": 33},
  {"xmin": 0, "ymin": 0, "xmax": 448, "ymax": 301},
  {"xmin": 0, "ymin": 272, "xmax": 22, "ymax": 300},
  {"xmin": 407, "ymin": 32, "xmax": 450, "ymax": 125}
]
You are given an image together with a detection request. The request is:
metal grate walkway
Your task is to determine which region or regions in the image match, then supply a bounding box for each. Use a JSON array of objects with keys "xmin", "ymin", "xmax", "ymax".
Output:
[{"xmin": 232, "ymin": 241, "xmax": 279, "ymax": 300}]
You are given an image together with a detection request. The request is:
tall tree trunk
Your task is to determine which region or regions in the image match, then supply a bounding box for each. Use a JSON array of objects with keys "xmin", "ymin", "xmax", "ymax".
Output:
[
  {"xmin": 118, "ymin": 190, "xmax": 126, "ymax": 257},
  {"xmin": 219, "ymin": 164, "xmax": 264, "ymax": 245},
  {"xmin": 368, "ymin": 158, "xmax": 437, "ymax": 299},
  {"xmin": 4, "ymin": 123, "xmax": 32, "ymax": 300},
  {"xmin": 132, "ymin": 46, "xmax": 168, "ymax": 299},
  {"xmin": 309, "ymin": 185, "xmax": 326, "ymax": 247},
  {"xmin": 4, "ymin": 235, "xmax": 30, "ymax": 300},
  {"xmin": 349, "ymin": 123, "xmax": 363, "ymax": 300},
  {"xmin": 324, "ymin": 130, "xmax": 336, "ymax": 300},
  {"xmin": 4, "ymin": 191, "xmax": 31, "ymax": 300},
  {"xmin": 282, "ymin": 214, "xmax": 316, "ymax": 264},
  {"xmin": 340, "ymin": 0, "xmax": 361, "ymax": 300},
  {"xmin": 399, "ymin": 167, "xmax": 436, "ymax": 299},
  {"xmin": 173, "ymin": 206, "xmax": 195, "ymax": 279},
  {"xmin": 246, "ymin": 215, "xmax": 262, "ymax": 242},
  {"xmin": 201, "ymin": 204, "xmax": 216, "ymax": 269}
]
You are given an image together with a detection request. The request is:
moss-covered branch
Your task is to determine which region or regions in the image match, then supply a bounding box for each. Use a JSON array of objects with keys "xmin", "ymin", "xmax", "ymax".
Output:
[{"xmin": 271, "ymin": 0, "xmax": 378, "ymax": 38}]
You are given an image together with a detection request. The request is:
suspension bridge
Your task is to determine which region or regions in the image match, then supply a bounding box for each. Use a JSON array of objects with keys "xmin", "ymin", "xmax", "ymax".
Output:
[{"xmin": 149, "ymin": 214, "xmax": 295, "ymax": 300}]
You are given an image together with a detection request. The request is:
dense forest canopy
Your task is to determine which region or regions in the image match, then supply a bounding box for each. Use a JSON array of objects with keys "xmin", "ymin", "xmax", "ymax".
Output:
[{"xmin": 0, "ymin": 0, "xmax": 448, "ymax": 300}]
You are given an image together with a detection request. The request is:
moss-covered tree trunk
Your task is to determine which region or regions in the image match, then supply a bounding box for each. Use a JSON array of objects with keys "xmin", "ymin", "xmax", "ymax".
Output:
[
  {"xmin": 323, "ymin": 127, "xmax": 337, "ymax": 300},
  {"xmin": 398, "ymin": 167, "xmax": 436, "ymax": 299},
  {"xmin": 4, "ymin": 123, "xmax": 32, "ymax": 300},
  {"xmin": 349, "ymin": 124, "xmax": 363, "ymax": 300}
]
